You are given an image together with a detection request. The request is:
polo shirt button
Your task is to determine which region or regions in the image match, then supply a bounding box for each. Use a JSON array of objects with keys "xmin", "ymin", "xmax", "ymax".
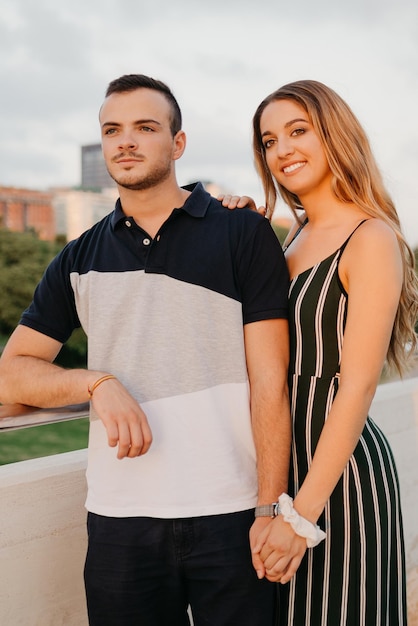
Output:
[
  {"xmin": 143, "ymin": 238, "xmax": 151, "ymax": 246},
  {"xmin": 125, "ymin": 220, "xmax": 132, "ymax": 227}
]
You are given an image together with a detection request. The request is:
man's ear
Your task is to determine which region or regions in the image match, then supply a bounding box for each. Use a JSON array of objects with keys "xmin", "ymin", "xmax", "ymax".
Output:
[{"xmin": 172, "ymin": 130, "xmax": 186, "ymax": 161}]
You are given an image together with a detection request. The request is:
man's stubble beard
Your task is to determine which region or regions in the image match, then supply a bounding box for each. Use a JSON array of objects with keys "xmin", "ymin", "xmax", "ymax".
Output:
[{"xmin": 108, "ymin": 157, "xmax": 172, "ymax": 192}]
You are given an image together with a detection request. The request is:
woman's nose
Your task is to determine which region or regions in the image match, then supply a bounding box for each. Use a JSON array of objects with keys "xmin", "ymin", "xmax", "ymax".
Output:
[{"xmin": 276, "ymin": 136, "xmax": 294, "ymax": 158}]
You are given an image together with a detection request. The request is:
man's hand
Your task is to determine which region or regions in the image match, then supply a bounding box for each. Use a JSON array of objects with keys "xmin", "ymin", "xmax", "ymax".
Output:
[
  {"xmin": 249, "ymin": 516, "xmax": 273, "ymax": 579},
  {"xmin": 251, "ymin": 515, "xmax": 307, "ymax": 584},
  {"xmin": 90, "ymin": 376, "xmax": 152, "ymax": 459}
]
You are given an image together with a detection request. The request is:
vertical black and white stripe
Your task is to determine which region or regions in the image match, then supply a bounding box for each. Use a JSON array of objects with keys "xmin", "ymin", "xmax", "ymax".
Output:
[{"xmin": 279, "ymin": 243, "xmax": 407, "ymax": 625}]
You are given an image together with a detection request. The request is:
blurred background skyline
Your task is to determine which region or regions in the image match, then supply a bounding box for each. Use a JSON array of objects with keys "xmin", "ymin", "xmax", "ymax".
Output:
[{"xmin": 1, "ymin": 0, "xmax": 418, "ymax": 244}]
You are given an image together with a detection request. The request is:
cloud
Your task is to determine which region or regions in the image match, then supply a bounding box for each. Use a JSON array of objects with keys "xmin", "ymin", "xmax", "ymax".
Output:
[{"xmin": 0, "ymin": 0, "xmax": 417, "ymax": 244}]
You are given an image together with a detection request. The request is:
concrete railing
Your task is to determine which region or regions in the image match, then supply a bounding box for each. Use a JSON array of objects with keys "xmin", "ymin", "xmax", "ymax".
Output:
[
  {"xmin": 0, "ymin": 405, "xmax": 89, "ymax": 626},
  {"xmin": 1, "ymin": 378, "xmax": 418, "ymax": 625}
]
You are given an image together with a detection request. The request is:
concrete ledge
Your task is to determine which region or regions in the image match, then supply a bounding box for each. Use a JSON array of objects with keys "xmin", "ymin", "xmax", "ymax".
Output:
[
  {"xmin": 0, "ymin": 377, "xmax": 417, "ymax": 624},
  {"xmin": 371, "ymin": 377, "xmax": 418, "ymax": 623},
  {"xmin": 0, "ymin": 450, "xmax": 88, "ymax": 626}
]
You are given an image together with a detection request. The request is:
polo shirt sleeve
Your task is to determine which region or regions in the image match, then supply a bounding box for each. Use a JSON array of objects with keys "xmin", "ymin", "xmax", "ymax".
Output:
[
  {"xmin": 19, "ymin": 244, "xmax": 81, "ymax": 344},
  {"xmin": 236, "ymin": 216, "xmax": 289, "ymax": 325}
]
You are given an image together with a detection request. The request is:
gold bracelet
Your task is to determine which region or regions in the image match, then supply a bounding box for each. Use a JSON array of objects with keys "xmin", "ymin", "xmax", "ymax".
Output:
[{"xmin": 88, "ymin": 374, "xmax": 116, "ymax": 398}]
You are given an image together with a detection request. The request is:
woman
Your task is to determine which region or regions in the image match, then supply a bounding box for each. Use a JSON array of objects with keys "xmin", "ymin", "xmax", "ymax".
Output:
[{"xmin": 224, "ymin": 80, "xmax": 417, "ymax": 625}]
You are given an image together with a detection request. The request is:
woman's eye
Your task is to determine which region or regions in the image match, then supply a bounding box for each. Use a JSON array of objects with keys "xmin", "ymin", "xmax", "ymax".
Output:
[
  {"xmin": 264, "ymin": 139, "xmax": 275, "ymax": 149},
  {"xmin": 292, "ymin": 127, "xmax": 305, "ymax": 136}
]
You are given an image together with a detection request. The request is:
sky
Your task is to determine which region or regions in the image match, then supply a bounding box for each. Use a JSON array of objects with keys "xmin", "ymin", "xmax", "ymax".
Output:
[{"xmin": 1, "ymin": 0, "xmax": 418, "ymax": 246}]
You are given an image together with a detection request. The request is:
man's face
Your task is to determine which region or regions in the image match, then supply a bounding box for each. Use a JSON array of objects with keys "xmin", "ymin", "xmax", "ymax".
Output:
[{"xmin": 99, "ymin": 88, "xmax": 178, "ymax": 191}]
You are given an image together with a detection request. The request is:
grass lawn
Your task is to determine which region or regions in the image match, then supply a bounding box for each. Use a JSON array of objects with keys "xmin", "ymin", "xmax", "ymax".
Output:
[{"xmin": 0, "ymin": 418, "xmax": 89, "ymax": 465}]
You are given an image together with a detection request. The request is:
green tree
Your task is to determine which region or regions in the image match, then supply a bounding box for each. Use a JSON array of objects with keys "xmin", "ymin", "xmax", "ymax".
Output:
[
  {"xmin": 272, "ymin": 223, "xmax": 289, "ymax": 246},
  {"xmin": 0, "ymin": 228, "xmax": 86, "ymax": 367},
  {"xmin": 0, "ymin": 229, "xmax": 58, "ymax": 333}
]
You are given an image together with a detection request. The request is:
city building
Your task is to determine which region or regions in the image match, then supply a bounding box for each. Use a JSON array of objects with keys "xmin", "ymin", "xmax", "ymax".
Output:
[
  {"xmin": 0, "ymin": 186, "xmax": 55, "ymax": 241},
  {"xmin": 53, "ymin": 188, "xmax": 117, "ymax": 242},
  {"xmin": 81, "ymin": 143, "xmax": 115, "ymax": 190}
]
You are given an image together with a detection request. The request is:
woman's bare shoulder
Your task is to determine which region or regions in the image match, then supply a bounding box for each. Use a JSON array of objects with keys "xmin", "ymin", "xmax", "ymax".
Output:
[
  {"xmin": 341, "ymin": 218, "xmax": 401, "ymax": 280},
  {"xmin": 348, "ymin": 218, "xmax": 398, "ymax": 251}
]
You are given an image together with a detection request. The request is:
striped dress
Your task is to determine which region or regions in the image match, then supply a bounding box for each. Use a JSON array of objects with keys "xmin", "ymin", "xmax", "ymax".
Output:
[{"xmin": 278, "ymin": 226, "xmax": 407, "ymax": 625}]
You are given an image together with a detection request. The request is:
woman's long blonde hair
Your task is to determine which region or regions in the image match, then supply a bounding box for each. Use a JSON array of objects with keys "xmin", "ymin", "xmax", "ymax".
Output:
[{"xmin": 253, "ymin": 79, "xmax": 417, "ymax": 375}]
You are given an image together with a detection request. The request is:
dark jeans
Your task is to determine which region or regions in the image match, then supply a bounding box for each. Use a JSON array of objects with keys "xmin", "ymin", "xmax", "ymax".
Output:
[{"xmin": 84, "ymin": 509, "xmax": 276, "ymax": 626}]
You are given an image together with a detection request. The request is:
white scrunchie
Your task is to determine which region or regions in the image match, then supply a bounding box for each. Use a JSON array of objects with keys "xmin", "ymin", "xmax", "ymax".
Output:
[{"xmin": 278, "ymin": 493, "xmax": 326, "ymax": 548}]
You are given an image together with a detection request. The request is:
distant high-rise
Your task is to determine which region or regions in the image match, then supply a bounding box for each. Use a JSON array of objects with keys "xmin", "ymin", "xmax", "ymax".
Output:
[{"xmin": 81, "ymin": 144, "xmax": 114, "ymax": 190}]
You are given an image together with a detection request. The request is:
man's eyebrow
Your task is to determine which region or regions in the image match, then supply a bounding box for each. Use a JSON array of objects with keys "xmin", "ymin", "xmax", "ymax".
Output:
[
  {"xmin": 101, "ymin": 121, "xmax": 120, "ymax": 128},
  {"xmin": 101, "ymin": 118, "xmax": 162, "ymax": 129}
]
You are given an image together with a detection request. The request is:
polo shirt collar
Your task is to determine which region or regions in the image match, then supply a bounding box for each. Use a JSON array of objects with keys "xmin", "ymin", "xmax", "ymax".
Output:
[{"xmin": 111, "ymin": 181, "xmax": 210, "ymax": 230}]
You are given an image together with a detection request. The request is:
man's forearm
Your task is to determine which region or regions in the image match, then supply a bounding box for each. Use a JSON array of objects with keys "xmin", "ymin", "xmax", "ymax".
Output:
[
  {"xmin": 251, "ymin": 384, "xmax": 291, "ymax": 505},
  {"xmin": 244, "ymin": 318, "xmax": 291, "ymax": 505},
  {"xmin": 0, "ymin": 326, "xmax": 104, "ymax": 408},
  {"xmin": 0, "ymin": 355, "xmax": 100, "ymax": 408}
]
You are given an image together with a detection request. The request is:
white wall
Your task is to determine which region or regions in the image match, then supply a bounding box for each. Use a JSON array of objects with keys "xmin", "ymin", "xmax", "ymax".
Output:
[
  {"xmin": 371, "ymin": 377, "xmax": 418, "ymax": 623},
  {"xmin": 0, "ymin": 376, "xmax": 417, "ymax": 625},
  {"xmin": 0, "ymin": 450, "xmax": 88, "ymax": 626}
]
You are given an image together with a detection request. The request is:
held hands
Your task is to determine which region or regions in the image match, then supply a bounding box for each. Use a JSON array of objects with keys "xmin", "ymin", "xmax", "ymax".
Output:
[
  {"xmin": 217, "ymin": 194, "xmax": 268, "ymax": 218},
  {"xmin": 250, "ymin": 516, "xmax": 307, "ymax": 584},
  {"xmin": 89, "ymin": 374, "xmax": 152, "ymax": 459}
]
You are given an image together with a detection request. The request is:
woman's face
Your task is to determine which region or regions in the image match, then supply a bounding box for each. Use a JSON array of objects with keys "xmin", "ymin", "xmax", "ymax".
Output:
[{"xmin": 259, "ymin": 99, "xmax": 332, "ymax": 201}]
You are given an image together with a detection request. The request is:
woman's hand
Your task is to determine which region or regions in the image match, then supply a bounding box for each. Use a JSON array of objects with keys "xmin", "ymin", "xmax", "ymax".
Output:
[
  {"xmin": 251, "ymin": 515, "xmax": 307, "ymax": 583},
  {"xmin": 217, "ymin": 194, "xmax": 268, "ymax": 218}
]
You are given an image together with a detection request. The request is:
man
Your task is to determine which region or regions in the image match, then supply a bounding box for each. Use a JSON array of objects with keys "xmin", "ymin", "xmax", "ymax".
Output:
[{"xmin": 0, "ymin": 74, "xmax": 290, "ymax": 625}]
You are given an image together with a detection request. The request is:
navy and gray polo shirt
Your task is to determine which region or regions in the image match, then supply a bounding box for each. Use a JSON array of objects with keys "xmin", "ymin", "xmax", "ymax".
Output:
[{"xmin": 21, "ymin": 182, "xmax": 289, "ymax": 518}]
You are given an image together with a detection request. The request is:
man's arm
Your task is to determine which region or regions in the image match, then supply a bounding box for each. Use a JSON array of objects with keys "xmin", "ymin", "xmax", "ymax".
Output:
[
  {"xmin": 244, "ymin": 318, "xmax": 291, "ymax": 576},
  {"xmin": 0, "ymin": 325, "xmax": 92, "ymax": 407},
  {"xmin": 0, "ymin": 325, "xmax": 152, "ymax": 459}
]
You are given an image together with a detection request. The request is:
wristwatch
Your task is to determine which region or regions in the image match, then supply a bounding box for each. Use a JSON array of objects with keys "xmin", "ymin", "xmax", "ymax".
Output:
[{"xmin": 254, "ymin": 501, "xmax": 281, "ymax": 518}]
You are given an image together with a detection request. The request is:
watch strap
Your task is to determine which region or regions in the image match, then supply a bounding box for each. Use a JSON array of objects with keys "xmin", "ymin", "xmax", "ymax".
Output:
[{"xmin": 254, "ymin": 502, "xmax": 281, "ymax": 518}]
